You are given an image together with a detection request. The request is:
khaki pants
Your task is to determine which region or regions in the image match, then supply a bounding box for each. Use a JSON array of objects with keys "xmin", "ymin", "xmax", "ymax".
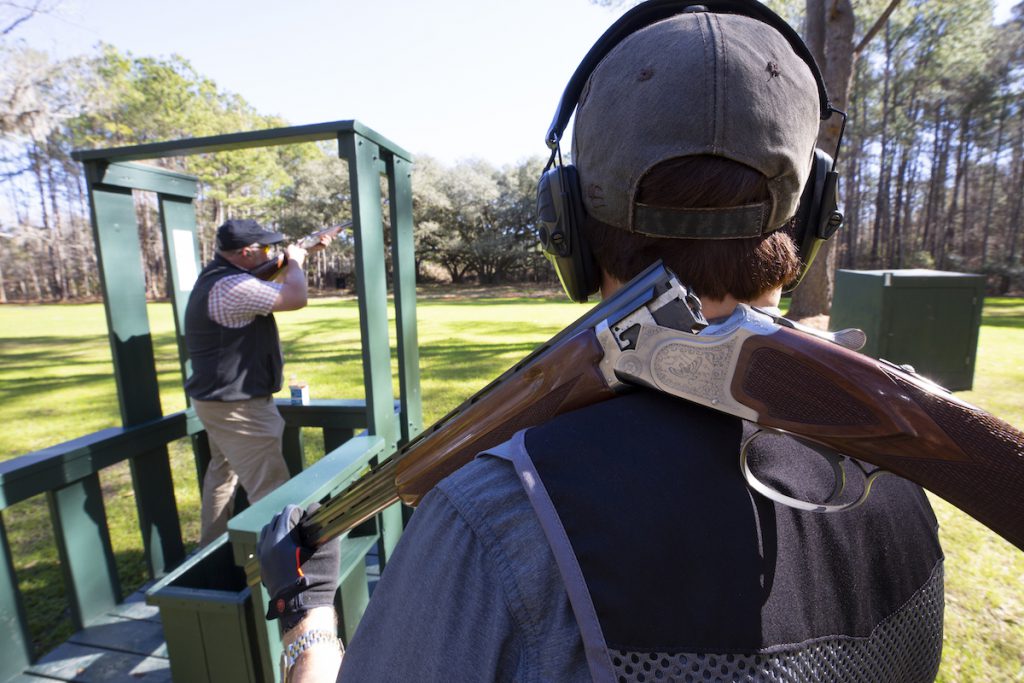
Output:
[{"xmin": 193, "ymin": 396, "xmax": 290, "ymax": 547}]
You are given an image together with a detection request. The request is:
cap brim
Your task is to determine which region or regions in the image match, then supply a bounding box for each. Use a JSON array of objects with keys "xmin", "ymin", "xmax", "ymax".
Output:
[{"xmin": 255, "ymin": 232, "xmax": 286, "ymax": 245}]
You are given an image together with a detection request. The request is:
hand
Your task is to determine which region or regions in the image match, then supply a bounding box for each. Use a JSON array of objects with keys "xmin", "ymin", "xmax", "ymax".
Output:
[
  {"xmin": 257, "ymin": 503, "xmax": 341, "ymax": 628},
  {"xmin": 285, "ymin": 244, "xmax": 308, "ymax": 268},
  {"xmin": 307, "ymin": 233, "xmax": 333, "ymax": 254}
]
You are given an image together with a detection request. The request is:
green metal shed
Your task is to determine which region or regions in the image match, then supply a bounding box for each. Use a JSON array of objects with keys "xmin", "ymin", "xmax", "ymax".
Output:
[{"xmin": 830, "ymin": 269, "xmax": 986, "ymax": 391}]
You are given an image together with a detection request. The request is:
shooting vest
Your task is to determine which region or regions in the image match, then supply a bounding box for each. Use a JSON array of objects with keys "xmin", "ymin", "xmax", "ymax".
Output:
[
  {"xmin": 482, "ymin": 390, "xmax": 945, "ymax": 683},
  {"xmin": 184, "ymin": 255, "xmax": 284, "ymax": 402}
]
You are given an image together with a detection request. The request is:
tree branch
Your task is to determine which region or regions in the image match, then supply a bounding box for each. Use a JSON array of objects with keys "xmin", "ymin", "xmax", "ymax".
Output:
[
  {"xmin": 852, "ymin": 0, "xmax": 902, "ymax": 58},
  {"xmin": 1, "ymin": 0, "xmax": 53, "ymax": 37}
]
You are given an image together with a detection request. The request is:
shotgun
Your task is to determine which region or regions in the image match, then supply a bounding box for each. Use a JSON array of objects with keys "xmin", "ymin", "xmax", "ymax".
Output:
[
  {"xmin": 250, "ymin": 221, "xmax": 351, "ymax": 281},
  {"xmin": 303, "ymin": 262, "xmax": 1024, "ymax": 551}
]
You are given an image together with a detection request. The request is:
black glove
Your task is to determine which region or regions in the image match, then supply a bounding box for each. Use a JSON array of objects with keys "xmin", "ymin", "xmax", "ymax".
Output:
[{"xmin": 257, "ymin": 503, "xmax": 341, "ymax": 630}]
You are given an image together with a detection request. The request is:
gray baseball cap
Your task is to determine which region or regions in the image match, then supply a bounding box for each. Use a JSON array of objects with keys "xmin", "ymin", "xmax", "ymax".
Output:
[{"xmin": 572, "ymin": 9, "xmax": 820, "ymax": 237}]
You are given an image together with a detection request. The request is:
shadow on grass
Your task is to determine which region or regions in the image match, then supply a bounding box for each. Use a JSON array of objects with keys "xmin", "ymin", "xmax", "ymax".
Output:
[
  {"xmin": 291, "ymin": 314, "xmax": 567, "ymax": 340},
  {"xmin": 281, "ymin": 317, "xmax": 562, "ymax": 378},
  {"xmin": 0, "ymin": 339, "xmax": 111, "ymax": 371},
  {"xmin": 980, "ymin": 317, "xmax": 1024, "ymax": 330},
  {"xmin": 283, "ymin": 313, "xmax": 571, "ymax": 338},
  {"xmin": 418, "ymin": 340, "xmax": 548, "ymax": 385},
  {"xmin": 981, "ymin": 301, "xmax": 1024, "ymax": 329},
  {"xmin": 0, "ymin": 374, "xmax": 120, "ymax": 409},
  {"xmin": 416, "ymin": 296, "xmax": 571, "ymax": 307}
]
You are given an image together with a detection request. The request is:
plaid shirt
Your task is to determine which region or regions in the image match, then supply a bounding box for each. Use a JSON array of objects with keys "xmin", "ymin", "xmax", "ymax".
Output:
[{"xmin": 208, "ymin": 274, "xmax": 282, "ymax": 328}]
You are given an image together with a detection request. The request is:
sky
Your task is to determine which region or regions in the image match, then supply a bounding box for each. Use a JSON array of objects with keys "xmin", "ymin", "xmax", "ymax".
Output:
[
  {"xmin": 10, "ymin": 0, "xmax": 619, "ymax": 166},
  {"xmin": 7, "ymin": 0, "xmax": 1019, "ymax": 167}
]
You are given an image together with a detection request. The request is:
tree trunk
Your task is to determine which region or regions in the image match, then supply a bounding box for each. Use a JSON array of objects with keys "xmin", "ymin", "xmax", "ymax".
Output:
[
  {"xmin": 788, "ymin": 0, "xmax": 856, "ymax": 319},
  {"xmin": 920, "ymin": 106, "xmax": 940, "ymax": 254},
  {"xmin": 44, "ymin": 145, "xmax": 68, "ymax": 300},
  {"xmin": 27, "ymin": 251, "xmax": 43, "ymax": 301},
  {"xmin": 889, "ymin": 144, "xmax": 911, "ymax": 269},
  {"xmin": 1008, "ymin": 140, "xmax": 1024, "ymax": 265},
  {"xmin": 941, "ymin": 114, "xmax": 970, "ymax": 270},
  {"xmin": 981, "ymin": 96, "xmax": 1008, "ymax": 266},
  {"xmin": 925, "ymin": 111, "xmax": 953, "ymax": 263},
  {"xmin": 960, "ymin": 127, "xmax": 973, "ymax": 263},
  {"xmin": 871, "ymin": 25, "xmax": 894, "ymax": 268},
  {"xmin": 76, "ymin": 171, "xmax": 95, "ymax": 298},
  {"xmin": 30, "ymin": 144, "xmax": 54, "ymax": 300},
  {"xmin": 898, "ymin": 154, "xmax": 920, "ymax": 269},
  {"xmin": 842, "ymin": 77, "xmax": 866, "ymax": 269}
]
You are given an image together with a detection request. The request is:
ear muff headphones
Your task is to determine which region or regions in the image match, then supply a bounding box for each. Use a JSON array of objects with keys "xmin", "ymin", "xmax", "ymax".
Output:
[
  {"xmin": 536, "ymin": 0, "xmax": 847, "ymax": 302},
  {"xmin": 790, "ymin": 148, "xmax": 844, "ymax": 286}
]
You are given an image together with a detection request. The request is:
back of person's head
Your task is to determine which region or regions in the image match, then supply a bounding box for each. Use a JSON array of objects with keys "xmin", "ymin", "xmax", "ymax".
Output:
[{"xmin": 571, "ymin": 9, "xmax": 821, "ymax": 301}]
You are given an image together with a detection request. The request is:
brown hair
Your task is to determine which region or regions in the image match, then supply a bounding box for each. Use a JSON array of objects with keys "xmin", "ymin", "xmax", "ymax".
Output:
[{"xmin": 582, "ymin": 156, "xmax": 800, "ymax": 301}]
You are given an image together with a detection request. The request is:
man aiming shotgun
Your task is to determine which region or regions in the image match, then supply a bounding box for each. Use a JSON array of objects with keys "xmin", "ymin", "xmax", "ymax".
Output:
[
  {"xmin": 249, "ymin": 221, "xmax": 351, "ymax": 281},
  {"xmin": 185, "ymin": 218, "xmax": 335, "ymax": 547},
  {"xmin": 257, "ymin": 2, "xmax": 950, "ymax": 680}
]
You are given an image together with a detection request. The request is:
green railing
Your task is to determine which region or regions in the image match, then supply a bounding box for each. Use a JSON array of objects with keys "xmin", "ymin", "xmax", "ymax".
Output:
[{"xmin": 0, "ymin": 401, "xmax": 391, "ymax": 683}]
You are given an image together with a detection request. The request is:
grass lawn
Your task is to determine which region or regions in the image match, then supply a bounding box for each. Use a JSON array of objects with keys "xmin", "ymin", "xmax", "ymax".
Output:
[{"xmin": 0, "ymin": 292, "xmax": 1022, "ymax": 680}]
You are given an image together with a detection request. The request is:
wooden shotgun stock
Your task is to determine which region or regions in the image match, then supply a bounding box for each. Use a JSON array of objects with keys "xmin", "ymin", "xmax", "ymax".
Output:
[
  {"xmin": 303, "ymin": 263, "xmax": 1024, "ymax": 551},
  {"xmin": 729, "ymin": 326, "xmax": 1024, "ymax": 549}
]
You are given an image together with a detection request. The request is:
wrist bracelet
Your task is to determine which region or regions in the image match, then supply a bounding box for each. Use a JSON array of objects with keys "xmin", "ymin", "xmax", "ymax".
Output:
[{"xmin": 280, "ymin": 629, "xmax": 341, "ymax": 681}]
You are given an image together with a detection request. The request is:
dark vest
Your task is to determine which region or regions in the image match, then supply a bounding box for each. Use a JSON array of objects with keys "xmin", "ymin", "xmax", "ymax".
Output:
[
  {"xmin": 184, "ymin": 255, "xmax": 283, "ymax": 401},
  {"xmin": 525, "ymin": 390, "xmax": 944, "ymax": 655}
]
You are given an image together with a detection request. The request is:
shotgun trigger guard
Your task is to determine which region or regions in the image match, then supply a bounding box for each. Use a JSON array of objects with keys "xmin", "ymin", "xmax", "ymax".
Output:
[{"xmin": 739, "ymin": 428, "xmax": 889, "ymax": 513}]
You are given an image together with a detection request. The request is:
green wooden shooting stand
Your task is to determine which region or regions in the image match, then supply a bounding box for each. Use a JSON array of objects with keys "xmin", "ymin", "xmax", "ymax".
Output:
[{"xmin": 0, "ymin": 120, "xmax": 420, "ymax": 683}]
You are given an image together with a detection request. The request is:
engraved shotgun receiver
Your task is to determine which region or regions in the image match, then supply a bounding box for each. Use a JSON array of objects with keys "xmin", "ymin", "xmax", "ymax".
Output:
[{"xmin": 304, "ymin": 262, "xmax": 1024, "ymax": 551}]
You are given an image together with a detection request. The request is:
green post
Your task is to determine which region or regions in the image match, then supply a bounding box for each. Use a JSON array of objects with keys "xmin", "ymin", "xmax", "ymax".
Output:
[
  {"xmin": 158, "ymin": 191, "xmax": 202, "ymax": 389},
  {"xmin": 86, "ymin": 176, "xmax": 162, "ymax": 421},
  {"xmin": 281, "ymin": 425, "xmax": 305, "ymax": 476},
  {"xmin": 0, "ymin": 515, "xmax": 32, "ymax": 678},
  {"xmin": 386, "ymin": 153, "xmax": 423, "ymax": 445},
  {"xmin": 381, "ymin": 152, "xmax": 421, "ymax": 565},
  {"xmin": 251, "ymin": 582, "xmax": 283, "ymax": 683},
  {"xmin": 340, "ymin": 133, "xmax": 399, "ymax": 453},
  {"xmin": 86, "ymin": 162, "xmax": 186, "ymax": 577},
  {"xmin": 341, "ymin": 134, "xmax": 404, "ymax": 565},
  {"xmin": 47, "ymin": 474, "xmax": 121, "ymax": 628}
]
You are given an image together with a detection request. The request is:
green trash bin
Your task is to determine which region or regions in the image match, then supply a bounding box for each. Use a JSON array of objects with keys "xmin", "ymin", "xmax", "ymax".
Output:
[
  {"xmin": 147, "ymin": 536, "xmax": 263, "ymax": 683},
  {"xmin": 830, "ymin": 268, "xmax": 986, "ymax": 390}
]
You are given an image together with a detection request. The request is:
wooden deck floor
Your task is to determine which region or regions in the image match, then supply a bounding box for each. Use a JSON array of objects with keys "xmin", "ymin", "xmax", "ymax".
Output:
[
  {"xmin": 14, "ymin": 555, "xmax": 380, "ymax": 683},
  {"xmin": 15, "ymin": 587, "xmax": 170, "ymax": 683}
]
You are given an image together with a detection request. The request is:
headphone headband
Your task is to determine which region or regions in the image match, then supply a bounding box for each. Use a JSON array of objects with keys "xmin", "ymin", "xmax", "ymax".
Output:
[
  {"xmin": 545, "ymin": 0, "xmax": 833, "ymax": 150},
  {"xmin": 536, "ymin": 0, "xmax": 845, "ymax": 302}
]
